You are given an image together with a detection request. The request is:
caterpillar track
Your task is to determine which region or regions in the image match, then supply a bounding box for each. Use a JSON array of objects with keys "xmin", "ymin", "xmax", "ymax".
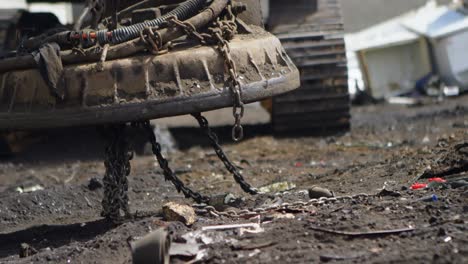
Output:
[{"xmin": 269, "ymin": 0, "xmax": 350, "ymax": 134}]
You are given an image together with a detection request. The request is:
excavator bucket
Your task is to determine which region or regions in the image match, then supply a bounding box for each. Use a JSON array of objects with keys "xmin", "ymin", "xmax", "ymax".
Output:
[{"xmin": 0, "ymin": 0, "xmax": 300, "ymax": 130}]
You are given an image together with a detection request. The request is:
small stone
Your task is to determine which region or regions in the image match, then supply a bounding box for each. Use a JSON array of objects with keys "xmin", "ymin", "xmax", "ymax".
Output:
[
  {"xmin": 88, "ymin": 178, "xmax": 103, "ymax": 191},
  {"xmin": 162, "ymin": 202, "xmax": 196, "ymax": 226},
  {"xmin": 19, "ymin": 243, "xmax": 37, "ymax": 258},
  {"xmin": 308, "ymin": 186, "xmax": 334, "ymax": 199}
]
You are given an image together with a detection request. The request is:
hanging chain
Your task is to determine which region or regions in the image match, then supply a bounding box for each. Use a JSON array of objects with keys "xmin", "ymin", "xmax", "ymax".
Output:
[
  {"xmin": 98, "ymin": 4, "xmax": 253, "ymax": 219},
  {"xmin": 138, "ymin": 121, "xmax": 211, "ymax": 204},
  {"xmin": 192, "ymin": 113, "xmax": 258, "ymax": 195},
  {"xmin": 210, "ymin": 5, "xmax": 245, "ymax": 142},
  {"xmin": 167, "ymin": 4, "xmax": 245, "ymax": 141},
  {"xmin": 101, "ymin": 124, "xmax": 133, "ymax": 221}
]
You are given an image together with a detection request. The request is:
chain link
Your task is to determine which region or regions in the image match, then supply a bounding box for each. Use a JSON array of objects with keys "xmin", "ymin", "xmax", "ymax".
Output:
[
  {"xmin": 139, "ymin": 27, "xmax": 166, "ymax": 55},
  {"xmin": 212, "ymin": 5, "xmax": 245, "ymax": 142},
  {"xmin": 193, "ymin": 193, "xmax": 371, "ymax": 219},
  {"xmin": 101, "ymin": 124, "xmax": 133, "ymax": 222},
  {"xmin": 192, "ymin": 113, "xmax": 258, "ymax": 194},
  {"xmin": 139, "ymin": 121, "xmax": 211, "ymax": 204},
  {"xmin": 167, "ymin": 4, "xmax": 245, "ymax": 141},
  {"xmin": 166, "ymin": 15, "xmax": 210, "ymax": 44}
]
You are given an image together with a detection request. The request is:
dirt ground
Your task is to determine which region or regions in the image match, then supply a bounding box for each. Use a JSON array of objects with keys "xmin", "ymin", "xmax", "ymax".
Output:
[{"xmin": 0, "ymin": 95, "xmax": 467, "ymax": 263}]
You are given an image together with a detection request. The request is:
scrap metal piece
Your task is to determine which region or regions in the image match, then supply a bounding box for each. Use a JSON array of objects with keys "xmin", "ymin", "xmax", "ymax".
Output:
[{"xmin": 131, "ymin": 229, "xmax": 171, "ymax": 264}]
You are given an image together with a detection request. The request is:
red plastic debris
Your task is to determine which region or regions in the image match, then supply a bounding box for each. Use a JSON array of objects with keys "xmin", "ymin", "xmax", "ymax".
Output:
[
  {"xmin": 428, "ymin": 177, "xmax": 446, "ymax": 183},
  {"xmin": 411, "ymin": 183, "xmax": 427, "ymax": 190}
]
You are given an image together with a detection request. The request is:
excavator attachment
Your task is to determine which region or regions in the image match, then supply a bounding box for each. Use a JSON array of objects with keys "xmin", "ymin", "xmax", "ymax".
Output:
[{"xmin": 0, "ymin": 0, "xmax": 300, "ymax": 130}]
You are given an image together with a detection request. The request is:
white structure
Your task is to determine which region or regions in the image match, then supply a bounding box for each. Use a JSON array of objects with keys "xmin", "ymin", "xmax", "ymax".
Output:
[
  {"xmin": 346, "ymin": 8, "xmax": 431, "ymax": 99},
  {"xmin": 404, "ymin": 2, "xmax": 468, "ymax": 91},
  {"xmin": 347, "ymin": 1, "xmax": 468, "ymax": 98},
  {"xmin": 0, "ymin": 0, "xmax": 73, "ymax": 25}
]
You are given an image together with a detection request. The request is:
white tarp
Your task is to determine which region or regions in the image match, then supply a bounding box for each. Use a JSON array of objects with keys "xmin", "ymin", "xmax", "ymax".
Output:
[
  {"xmin": 348, "ymin": 1, "xmax": 468, "ymax": 50},
  {"xmin": 0, "ymin": 0, "xmax": 73, "ymax": 25},
  {"xmin": 402, "ymin": 1, "xmax": 468, "ymax": 39},
  {"xmin": 347, "ymin": 0, "xmax": 468, "ymax": 95},
  {"xmin": 345, "ymin": 14, "xmax": 419, "ymax": 52}
]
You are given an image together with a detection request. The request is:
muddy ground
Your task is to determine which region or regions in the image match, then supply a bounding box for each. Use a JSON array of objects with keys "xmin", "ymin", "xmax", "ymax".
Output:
[{"xmin": 0, "ymin": 95, "xmax": 467, "ymax": 263}]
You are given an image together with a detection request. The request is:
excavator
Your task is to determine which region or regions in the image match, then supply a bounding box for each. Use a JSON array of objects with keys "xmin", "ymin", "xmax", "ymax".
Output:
[
  {"xmin": 0, "ymin": 0, "xmax": 348, "ymax": 221},
  {"xmin": 264, "ymin": 0, "xmax": 349, "ymax": 133}
]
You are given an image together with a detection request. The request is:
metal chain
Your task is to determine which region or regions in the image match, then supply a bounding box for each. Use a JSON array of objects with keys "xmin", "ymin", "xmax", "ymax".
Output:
[
  {"xmin": 167, "ymin": 4, "xmax": 245, "ymax": 141},
  {"xmin": 167, "ymin": 15, "xmax": 210, "ymax": 44},
  {"xmin": 210, "ymin": 5, "xmax": 245, "ymax": 142},
  {"xmin": 192, "ymin": 113, "xmax": 258, "ymax": 195},
  {"xmin": 139, "ymin": 121, "xmax": 211, "ymax": 204},
  {"xmin": 194, "ymin": 193, "xmax": 371, "ymax": 218},
  {"xmin": 139, "ymin": 27, "xmax": 167, "ymax": 55},
  {"xmin": 101, "ymin": 124, "xmax": 133, "ymax": 221}
]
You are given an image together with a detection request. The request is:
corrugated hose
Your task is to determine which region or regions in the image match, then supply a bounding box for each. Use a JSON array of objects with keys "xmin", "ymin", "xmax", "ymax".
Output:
[{"xmin": 97, "ymin": 0, "xmax": 208, "ymax": 44}]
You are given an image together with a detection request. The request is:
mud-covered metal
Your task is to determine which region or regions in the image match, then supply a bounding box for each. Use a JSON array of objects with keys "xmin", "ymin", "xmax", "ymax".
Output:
[
  {"xmin": 0, "ymin": 28, "xmax": 299, "ymax": 130},
  {"xmin": 101, "ymin": 124, "xmax": 133, "ymax": 220},
  {"xmin": 130, "ymin": 228, "xmax": 171, "ymax": 264}
]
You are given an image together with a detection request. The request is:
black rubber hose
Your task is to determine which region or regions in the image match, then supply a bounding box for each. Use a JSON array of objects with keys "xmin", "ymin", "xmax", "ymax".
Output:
[{"xmin": 97, "ymin": 0, "xmax": 207, "ymax": 44}]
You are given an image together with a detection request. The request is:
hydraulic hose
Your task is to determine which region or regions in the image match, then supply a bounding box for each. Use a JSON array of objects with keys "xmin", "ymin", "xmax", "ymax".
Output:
[
  {"xmin": 97, "ymin": 0, "xmax": 207, "ymax": 44},
  {"xmin": 0, "ymin": 0, "xmax": 229, "ymax": 73}
]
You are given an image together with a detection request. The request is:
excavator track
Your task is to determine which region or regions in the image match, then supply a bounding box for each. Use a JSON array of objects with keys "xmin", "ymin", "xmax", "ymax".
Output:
[{"xmin": 270, "ymin": 0, "xmax": 350, "ymax": 134}]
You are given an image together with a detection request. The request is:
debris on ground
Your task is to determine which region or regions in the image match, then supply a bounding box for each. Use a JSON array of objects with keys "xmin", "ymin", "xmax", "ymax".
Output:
[
  {"xmin": 202, "ymin": 223, "xmax": 264, "ymax": 235},
  {"xmin": 269, "ymin": 212, "xmax": 295, "ymax": 220},
  {"xmin": 162, "ymin": 202, "xmax": 196, "ymax": 226},
  {"xmin": 308, "ymin": 225, "xmax": 415, "ymax": 237},
  {"xmin": 87, "ymin": 177, "xmax": 103, "ymax": 191},
  {"xmin": 130, "ymin": 229, "xmax": 171, "ymax": 264},
  {"xmin": 258, "ymin": 181, "xmax": 296, "ymax": 193},
  {"xmin": 15, "ymin": 185, "xmax": 44, "ymax": 193},
  {"xmin": 0, "ymin": 94, "xmax": 467, "ymax": 263},
  {"xmin": 208, "ymin": 193, "xmax": 243, "ymax": 211},
  {"xmin": 169, "ymin": 242, "xmax": 201, "ymax": 259},
  {"xmin": 19, "ymin": 243, "xmax": 37, "ymax": 258},
  {"xmin": 231, "ymin": 240, "xmax": 277, "ymax": 251},
  {"xmin": 412, "ymin": 194, "xmax": 438, "ymax": 203},
  {"xmin": 377, "ymin": 188, "xmax": 401, "ymax": 197},
  {"xmin": 411, "ymin": 182, "xmax": 428, "ymax": 190},
  {"xmin": 387, "ymin": 96, "xmax": 423, "ymax": 106},
  {"xmin": 308, "ymin": 186, "xmax": 334, "ymax": 198}
]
